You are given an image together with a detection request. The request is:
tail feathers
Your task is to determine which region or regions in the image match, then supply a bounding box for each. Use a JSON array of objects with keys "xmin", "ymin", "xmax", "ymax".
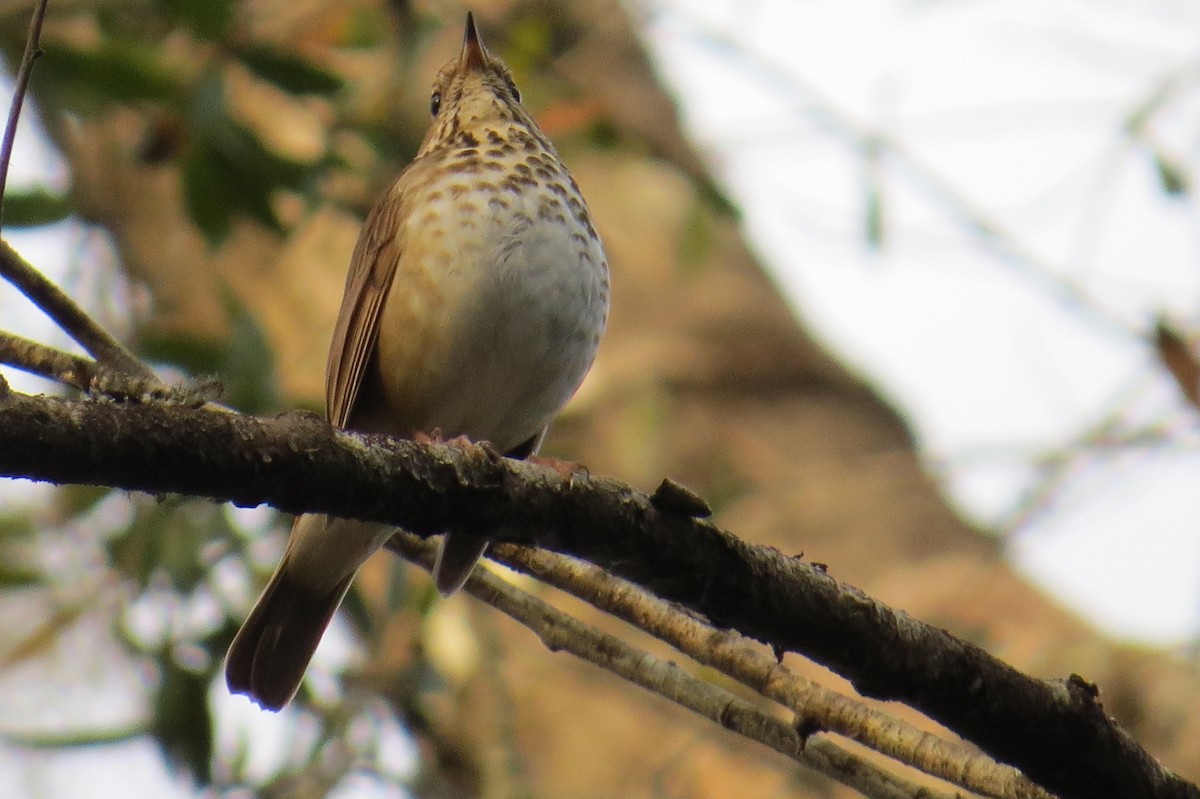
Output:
[
  {"xmin": 432, "ymin": 532, "xmax": 488, "ymax": 596},
  {"xmin": 225, "ymin": 564, "xmax": 353, "ymax": 711},
  {"xmin": 428, "ymin": 431, "xmax": 542, "ymax": 596}
]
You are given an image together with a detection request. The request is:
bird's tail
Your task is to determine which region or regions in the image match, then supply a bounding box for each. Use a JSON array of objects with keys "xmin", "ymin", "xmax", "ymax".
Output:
[
  {"xmin": 432, "ymin": 532, "xmax": 488, "ymax": 596},
  {"xmin": 225, "ymin": 559, "xmax": 351, "ymax": 711},
  {"xmin": 426, "ymin": 429, "xmax": 544, "ymax": 596},
  {"xmin": 225, "ymin": 514, "xmax": 389, "ymax": 710}
]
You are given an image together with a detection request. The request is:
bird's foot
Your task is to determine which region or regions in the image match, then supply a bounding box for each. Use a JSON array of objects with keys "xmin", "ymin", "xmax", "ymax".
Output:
[{"xmin": 529, "ymin": 454, "xmax": 589, "ymax": 486}]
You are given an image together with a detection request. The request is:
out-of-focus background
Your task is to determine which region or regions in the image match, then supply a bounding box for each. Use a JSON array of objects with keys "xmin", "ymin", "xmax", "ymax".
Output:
[{"xmin": 2, "ymin": 0, "xmax": 1199, "ymax": 797}]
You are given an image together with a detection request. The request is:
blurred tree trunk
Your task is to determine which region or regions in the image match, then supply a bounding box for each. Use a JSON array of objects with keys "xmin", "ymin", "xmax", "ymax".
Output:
[{"xmin": 24, "ymin": 0, "xmax": 1200, "ymax": 795}]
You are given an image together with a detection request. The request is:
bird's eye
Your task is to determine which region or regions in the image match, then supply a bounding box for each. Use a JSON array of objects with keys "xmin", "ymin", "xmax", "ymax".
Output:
[
  {"xmin": 507, "ymin": 80, "xmax": 521, "ymax": 103},
  {"xmin": 430, "ymin": 91, "xmax": 442, "ymax": 116}
]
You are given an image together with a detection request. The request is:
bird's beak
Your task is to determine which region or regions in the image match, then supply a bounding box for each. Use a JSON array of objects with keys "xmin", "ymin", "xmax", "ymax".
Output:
[{"xmin": 460, "ymin": 12, "xmax": 488, "ymax": 72}]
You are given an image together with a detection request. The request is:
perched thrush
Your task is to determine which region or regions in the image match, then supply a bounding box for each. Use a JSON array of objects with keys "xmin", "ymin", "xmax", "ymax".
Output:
[{"xmin": 225, "ymin": 12, "xmax": 609, "ymax": 710}]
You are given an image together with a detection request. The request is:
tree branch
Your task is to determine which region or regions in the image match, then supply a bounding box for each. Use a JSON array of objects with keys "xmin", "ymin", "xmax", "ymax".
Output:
[
  {"xmin": 488, "ymin": 543, "xmax": 1053, "ymax": 799},
  {"xmin": 0, "ymin": 329, "xmax": 220, "ymax": 403},
  {"xmin": 389, "ymin": 533, "xmax": 956, "ymax": 799},
  {"xmin": 0, "ymin": 388, "xmax": 1191, "ymax": 799},
  {"xmin": 0, "ymin": 239, "xmax": 156, "ymax": 380}
]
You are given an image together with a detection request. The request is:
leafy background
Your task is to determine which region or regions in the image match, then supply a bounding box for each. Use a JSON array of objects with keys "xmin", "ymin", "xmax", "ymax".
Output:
[{"xmin": 2, "ymin": 0, "xmax": 1199, "ymax": 797}]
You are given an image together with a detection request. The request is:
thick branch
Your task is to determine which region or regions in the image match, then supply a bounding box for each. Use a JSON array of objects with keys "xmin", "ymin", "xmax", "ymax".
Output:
[{"xmin": 0, "ymin": 389, "xmax": 1191, "ymax": 799}]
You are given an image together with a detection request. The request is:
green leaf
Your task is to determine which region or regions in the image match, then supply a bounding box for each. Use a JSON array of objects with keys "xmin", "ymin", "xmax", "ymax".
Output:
[
  {"xmin": 678, "ymin": 197, "xmax": 713, "ymax": 270},
  {"xmin": 693, "ymin": 173, "xmax": 739, "ymax": 220},
  {"xmin": 216, "ymin": 287, "xmax": 281, "ymax": 414},
  {"xmin": 34, "ymin": 40, "xmax": 182, "ymax": 110},
  {"xmin": 238, "ymin": 46, "xmax": 343, "ymax": 96},
  {"xmin": 0, "ymin": 722, "xmax": 145, "ymax": 748},
  {"xmin": 1155, "ymin": 151, "xmax": 1189, "ymax": 197},
  {"xmin": 108, "ymin": 501, "xmax": 228, "ymax": 592},
  {"xmin": 182, "ymin": 71, "xmax": 315, "ymax": 244},
  {"xmin": 138, "ymin": 294, "xmax": 279, "ymax": 415},
  {"xmin": 505, "ymin": 15, "xmax": 553, "ymax": 73},
  {"xmin": 156, "ymin": 0, "xmax": 235, "ymax": 40},
  {"xmin": 585, "ymin": 117, "xmax": 620, "ymax": 150},
  {"xmin": 1, "ymin": 188, "xmax": 73, "ymax": 227},
  {"xmin": 0, "ymin": 513, "xmax": 35, "ymax": 541},
  {"xmin": 0, "ymin": 561, "xmax": 42, "ymax": 588},
  {"xmin": 56, "ymin": 484, "xmax": 116, "ymax": 519},
  {"xmin": 342, "ymin": 6, "xmax": 395, "ymax": 49},
  {"xmin": 181, "ymin": 143, "xmax": 237, "ymax": 245},
  {"xmin": 138, "ymin": 332, "xmax": 228, "ymax": 378},
  {"xmin": 152, "ymin": 656, "xmax": 213, "ymax": 782}
]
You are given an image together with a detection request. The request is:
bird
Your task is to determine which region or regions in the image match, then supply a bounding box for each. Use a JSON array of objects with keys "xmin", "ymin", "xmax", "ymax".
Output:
[{"xmin": 224, "ymin": 11, "xmax": 609, "ymax": 711}]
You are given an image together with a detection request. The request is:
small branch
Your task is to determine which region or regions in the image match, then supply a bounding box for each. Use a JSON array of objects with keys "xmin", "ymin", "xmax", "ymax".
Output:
[
  {"xmin": 489, "ymin": 544, "xmax": 1053, "ymax": 799},
  {"xmin": 0, "ymin": 239, "xmax": 156, "ymax": 380},
  {"xmin": 0, "ymin": 391, "xmax": 1190, "ymax": 799},
  {"xmin": 0, "ymin": 331, "xmax": 221, "ymax": 406},
  {"xmin": 389, "ymin": 533, "xmax": 955, "ymax": 799},
  {"xmin": 0, "ymin": 330, "xmax": 220, "ymax": 403},
  {"xmin": 0, "ymin": 329, "xmax": 108, "ymax": 392},
  {"xmin": 0, "ymin": 0, "xmax": 50, "ymax": 230}
]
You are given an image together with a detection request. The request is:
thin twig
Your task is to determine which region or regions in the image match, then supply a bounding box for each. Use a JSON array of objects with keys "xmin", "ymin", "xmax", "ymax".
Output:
[
  {"xmin": 0, "ymin": 328, "xmax": 116, "ymax": 392},
  {"xmin": 0, "ymin": 239, "xmax": 156, "ymax": 380},
  {"xmin": 0, "ymin": 0, "xmax": 51, "ymax": 231},
  {"xmin": 0, "ymin": 330, "xmax": 220, "ymax": 403},
  {"xmin": 388, "ymin": 533, "xmax": 960, "ymax": 799},
  {"xmin": 0, "ymin": 9, "xmax": 166, "ymax": 398},
  {"xmin": 491, "ymin": 544, "xmax": 1056, "ymax": 799}
]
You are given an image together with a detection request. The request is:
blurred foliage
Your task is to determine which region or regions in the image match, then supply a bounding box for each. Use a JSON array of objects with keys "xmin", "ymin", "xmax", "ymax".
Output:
[
  {"xmin": 0, "ymin": 187, "xmax": 74, "ymax": 228},
  {"xmin": 237, "ymin": 45, "xmax": 344, "ymax": 95},
  {"xmin": 182, "ymin": 69, "xmax": 315, "ymax": 243},
  {"xmin": 21, "ymin": 0, "xmax": 342, "ymax": 246},
  {"xmin": 678, "ymin": 196, "xmax": 714, "ymax": 270},
  {"xmin": 158, "ymin": 0, "xmax": 237, "ymax": 40},
  {"xmin": 139, "ymin": 289, "xmax": 280, "ymax": 413},
  {"xmin": 1154, "ymin": 150, "xmax": 1190, "ymax": 197},
  {"xmin": 107, "ymin": 499, "xmax": 231, "ymax": 592},
  {"xmin": 31, "ymin": 38, "xmax": 185, "ymax": 109},
  {"xmin": 153, "ymin": 651, "xmax": 216, "ymax": 782},
  {"xmin": 0, "ymin": 512, "xmax": 39, "ymax": 590}
]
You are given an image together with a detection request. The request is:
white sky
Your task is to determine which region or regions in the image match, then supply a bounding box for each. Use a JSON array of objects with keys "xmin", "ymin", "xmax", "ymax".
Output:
[{"xmin": 640, "ymin": 0, "xmax": 1200, "ymax": 644}]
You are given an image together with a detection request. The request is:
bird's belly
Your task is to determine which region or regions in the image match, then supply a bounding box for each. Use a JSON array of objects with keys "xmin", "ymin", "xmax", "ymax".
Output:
[{"xmin": 371, "ymin": 211, "xmax": 607, "ymax": 453}]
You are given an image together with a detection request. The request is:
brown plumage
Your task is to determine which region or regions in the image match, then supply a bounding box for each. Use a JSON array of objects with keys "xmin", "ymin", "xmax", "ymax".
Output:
[{"xmin": 225, "ymin": 12, "xmax": 609, "ymax": 710}]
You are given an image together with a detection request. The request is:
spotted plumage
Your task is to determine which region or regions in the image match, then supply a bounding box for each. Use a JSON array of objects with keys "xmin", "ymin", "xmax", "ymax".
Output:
[{"xmin": 225, "ymin": 12, "xmax": 609, "ymax": 711}]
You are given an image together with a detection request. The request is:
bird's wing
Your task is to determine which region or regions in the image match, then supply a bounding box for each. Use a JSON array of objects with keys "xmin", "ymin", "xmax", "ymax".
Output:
[{"xmin": 325, "ymin": 185, "xmax": 407, "ymax": 429}]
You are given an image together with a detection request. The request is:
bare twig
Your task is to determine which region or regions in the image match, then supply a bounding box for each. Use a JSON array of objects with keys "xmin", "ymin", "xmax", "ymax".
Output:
[
  {"xmin": 389, "ymin": 533, "xmax": 958, "ymax": 799},
  {"xmin": 0, "ymin": 330, "xmax": 220, "ymax": 403},
  {"xmin": 0, "ymin": 328, "xmax": 110, "ymax": 392},
  {"xmin": 0, "ymin": 31, "xmax": 166, "ymax": 399},
  {"xmin": 0, "ymin": 239, "xmax": 156, "ymax": 380},
  {"xmin": 490, "ymin": 544, "xmax": 1055, "ymax": 799},
  {"xmin": 0, "ymin": 0, "xmax": 51, "ymax": 230}
]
